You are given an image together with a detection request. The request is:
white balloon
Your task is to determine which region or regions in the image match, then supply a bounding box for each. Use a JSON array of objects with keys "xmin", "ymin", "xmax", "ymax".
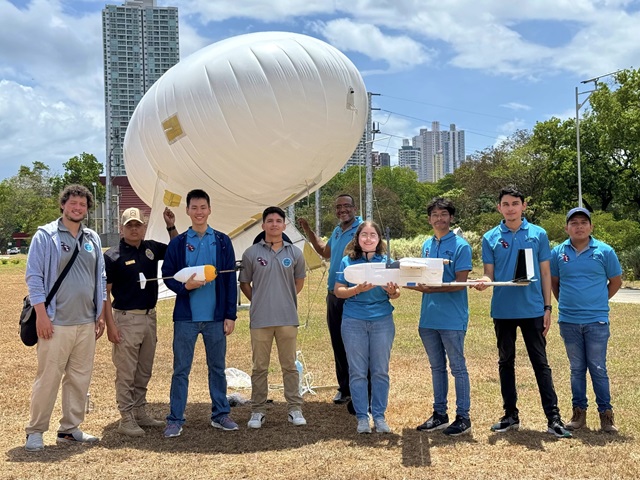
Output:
[{"xmin": 124, "ymin": 31, "xmax": 368, "ymax": 237}]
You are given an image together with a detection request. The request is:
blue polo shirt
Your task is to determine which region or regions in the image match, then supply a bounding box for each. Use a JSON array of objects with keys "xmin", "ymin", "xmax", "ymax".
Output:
[
  {"xmin": 186, "ymin": 226, "xmax": 217, "ymax": 322},
  {"xmin": 419, "ymin": 231, "xmax": 472, "ymax": 330},
  {"xmin": 482, "ymin": 219, "xmax": 551, "ymax": 320},
  {"xmin": 550, "ymin": 237, "xmax": 622, "ymax": 324},
  {"xmin": 335, "ymin": 254, "xmax": 394, "ymax": 321},
  {"xmin": 327, "ymin": 216, "xmax": 362, "ymax": 290}
]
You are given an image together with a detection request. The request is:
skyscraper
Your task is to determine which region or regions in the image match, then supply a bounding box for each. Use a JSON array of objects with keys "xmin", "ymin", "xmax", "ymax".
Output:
[
  {"xmin": 412, "ymin": 122, "xmax": 465, "ymax": 182},
  {"xmin": 398, "ymin": 139, "xmax": 421, "ymax": 177},
  {"xmin": 102, "ymin": 0, "xmax": 179, "ymax": 177}
]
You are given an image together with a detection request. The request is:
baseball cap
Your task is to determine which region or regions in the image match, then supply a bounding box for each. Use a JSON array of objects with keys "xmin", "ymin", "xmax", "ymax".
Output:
[
  {"xmin": 566, "ymin": 207, "xmax": 591, "ymax": 223},
  {"xmin": 121, "ymin": 207, "xmax": 145, "ymax": 225}
]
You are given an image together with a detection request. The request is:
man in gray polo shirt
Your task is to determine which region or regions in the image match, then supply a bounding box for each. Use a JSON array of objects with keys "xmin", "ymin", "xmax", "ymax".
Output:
[
  {"xmin": 240, "ymin": 206, "xmax": 307, "ymax": 429},
  {"xmin": 24, "ymin": 184, "xmax": 107, "ymax": 452}
]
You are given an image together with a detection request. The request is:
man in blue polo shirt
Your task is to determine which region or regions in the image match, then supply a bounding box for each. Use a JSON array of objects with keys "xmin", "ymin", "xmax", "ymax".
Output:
[
  {"xmin": 550, "ymin": 207, "xmax": 622, "ymax": 433},
  {"xmin": 474, "ymin": 186, "xmax": 571, "ymax": 438},
  {"xmin": 162, "ymin": 189, "xmax": 238, "ymax": 437},
  {"xmin": 407, "ymin": 198, "xmax": 473, "ymax": 437},
  {"xmin": 298, "ymin": 194, "xmax": 362, "ymax": 404}
]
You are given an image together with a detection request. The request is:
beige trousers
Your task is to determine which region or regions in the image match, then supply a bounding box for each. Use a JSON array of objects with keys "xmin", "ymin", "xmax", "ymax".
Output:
[
  {"xmin": 250, "ymin": 326, "xmax": 303, "ymax": 414},
  {"xmin": 112, "ymin": 309, "xmax": 158, "ymax": 412},
  {"xmin": 26, "ymin": 323, "xmax": 96, "ymax": 435}
]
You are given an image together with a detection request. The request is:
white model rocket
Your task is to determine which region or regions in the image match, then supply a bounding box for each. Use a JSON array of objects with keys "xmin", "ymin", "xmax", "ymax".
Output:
[
  {"xmin": 138, "ymin": 265, "xmax": 218, "ymax": 289},
  {"xmin": 343, "ymin": 249, "xmax": 536, "ymax": 287}
]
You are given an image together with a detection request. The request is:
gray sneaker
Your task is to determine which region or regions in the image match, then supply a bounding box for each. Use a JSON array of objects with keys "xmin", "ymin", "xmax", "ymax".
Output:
[
  {"xmin": 25, "ymin": 433, "xmax": 44, "ymax": 452},
  {"xmin": 357, "ymin": 418, "xmax": 371, "ymax": 434},
  {"xmin": 374, "ymin": 418, "xmax": 391, "ymax": 434},
  {"xmin": 56, "ymin": 430, "xmax": 99, "ymax": 444},
  {"xmin": 288, "ymin": 410, "xmax": 307, "ymax": 426},
  {"xmin": 211, "ymin": 416, "xmax": 239, "ymax": 431}
]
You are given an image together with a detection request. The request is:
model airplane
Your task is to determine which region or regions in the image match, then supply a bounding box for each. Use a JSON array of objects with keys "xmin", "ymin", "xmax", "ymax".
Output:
[
  {"xmin": 343, "ymin": 237, "xmax": 535, "ymax": 288},
  {"xmin": 138, "ymin": 265, "xmax": 231, "ymax": 289}
]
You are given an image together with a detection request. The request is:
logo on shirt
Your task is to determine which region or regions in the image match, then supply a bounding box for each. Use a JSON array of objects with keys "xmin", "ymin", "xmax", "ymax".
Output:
[
  {"xmin": 146, "ymin": 248, "xmax": 154, "ymax": 260},
  {"xmin": 562, "ymin": 253, "xmax": 569, "ymax": 263},
  {"xmin": 186, "ymin": 243, "xmax": 195, "ymax": 252},
  {"xmin": 257, "ymin": 257, "xmax": 268, "ymax": 266},
  {"xmin": 84, "ymin": 242, "xmax": 94, "ymax": 253},
  {"xmin": 423, "ymin": 248, "xmax": 430, "ymax": 257},
  {"xmin": 61, "ymin": 242, "xmax": 71, "ymax": 252},
  {"xmin": 282, "ymin": 257, "xmax": 292, "ymax": 268},
  {"xmin": 499, "ymin": 239, "xmax": 509, "ymax": 249}
]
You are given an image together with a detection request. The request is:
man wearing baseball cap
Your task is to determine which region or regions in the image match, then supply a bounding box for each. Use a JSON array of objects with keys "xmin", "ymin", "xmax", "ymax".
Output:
[
  {"xmin": 550, "ymin": 207, "xmax": 622, "ymax": 433},
  {"xmin": 104, "ymin": 207, "xmax": 178, "ymax": 436}
]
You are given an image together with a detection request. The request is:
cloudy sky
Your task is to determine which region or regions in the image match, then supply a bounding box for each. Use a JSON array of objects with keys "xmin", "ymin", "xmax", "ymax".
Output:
[{"xmin": 1, "ymin": 0, "xmax": 639, "ymax": 180}]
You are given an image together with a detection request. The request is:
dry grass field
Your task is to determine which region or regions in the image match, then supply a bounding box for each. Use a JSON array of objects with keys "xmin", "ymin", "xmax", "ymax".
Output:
[{"xmin": 2, "ymin": 259, "xmax": 639, "ymax": 479}]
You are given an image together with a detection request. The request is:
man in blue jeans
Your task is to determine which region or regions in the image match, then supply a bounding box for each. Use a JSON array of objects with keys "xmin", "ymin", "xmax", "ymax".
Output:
[
  {"xmin": 550, "ymin": 207, "xmax": 622, "ymax": 433},
  {"xmin": 162, "ymin": 189, "xmax": 238, "ymax": 437},
  {"xmin": 407, "ymin": 198, "xmax": 473, "ymax": 436},
  {"xmin": 474, "ymin": 186, "xmax": 571, "ymax": 438}
]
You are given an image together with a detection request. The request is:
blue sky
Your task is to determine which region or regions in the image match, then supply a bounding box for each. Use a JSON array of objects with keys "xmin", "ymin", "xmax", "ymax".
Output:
[{"xmin": 1, "ymin": 0, "xmax": 639, "ymax": 180}]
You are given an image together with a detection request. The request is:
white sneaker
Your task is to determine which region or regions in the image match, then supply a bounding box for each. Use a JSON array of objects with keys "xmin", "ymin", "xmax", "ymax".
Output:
[
  {"xmin": 288, "ymin": 410, "xmax": 307, "ymax": 426},
  {"xmin": 247, "ymin": 412, "xmax": 266, "ymax": 429},
  {"xmin": 25, "ymin": 433, "xmax": 44, "ymax": 452},
  {"xmin": 56, "ymin": 430, "xmax": 99, "ymax": 444},
  {"xmin": 357, "ymin": 418, "xmax": 371, "ymax": 434}
]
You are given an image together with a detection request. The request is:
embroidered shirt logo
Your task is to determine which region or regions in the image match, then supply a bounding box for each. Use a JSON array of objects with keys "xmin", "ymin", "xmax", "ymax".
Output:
[
  {"xmin": 257, "ymin": 257, "xmax": 268, "ymax": 266},
  {"xmin": 282, "ymin": 258, "xmax": 292, "ymax": 267},
  {"xmin": 84, "ymin": 242, "xmax": 93, "ymax": 252},
  {"xmin": 146, "ymin": 248, "xmax": 154, "ymax": 260},
  {"xmin": 499, "ymin": 239, "xmax": 509, "ymax": 249}
]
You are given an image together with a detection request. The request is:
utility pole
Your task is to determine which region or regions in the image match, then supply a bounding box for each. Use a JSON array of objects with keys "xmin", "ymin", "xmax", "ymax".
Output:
[
  {"xmin": 315, "ymin": 188, "xmax": 321, "ymax": 236},
  {"xmin": 365, "ymin": 92, "xmax": 380, "ymax": 221}
]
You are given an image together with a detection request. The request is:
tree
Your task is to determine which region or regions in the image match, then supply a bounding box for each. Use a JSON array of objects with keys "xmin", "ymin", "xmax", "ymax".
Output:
[
  {"xmin": 0, "ymin": 162, "xmax": 60, "ymax": 249},
  {"xmin": 52, "ymin": 152, "xmax": 104, "ymax": 201}
]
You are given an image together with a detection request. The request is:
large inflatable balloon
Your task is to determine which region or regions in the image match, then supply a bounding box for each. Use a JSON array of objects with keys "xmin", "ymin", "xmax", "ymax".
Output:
[{"xmin": 124, "ymin": 31, "xmax": 368, "ymax": 247}]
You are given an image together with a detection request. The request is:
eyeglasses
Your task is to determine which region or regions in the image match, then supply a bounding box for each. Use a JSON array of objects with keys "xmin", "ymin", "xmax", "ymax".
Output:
[
  {"xmin": 335, "ymin": 203, "xmax": 355, "ymax": 209},
  {"xmin": 359, "ymin": 233, "xmax": 379, "ymax": 239},
  {"xmin": 430, "ymin": 213, "xmax": 450, "ymax": 219}
]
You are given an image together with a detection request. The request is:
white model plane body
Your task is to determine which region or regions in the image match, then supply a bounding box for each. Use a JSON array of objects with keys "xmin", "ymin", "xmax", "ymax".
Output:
[{"xmin": 342, "ymin": 248, "xmax": 535, "ymax": 287}]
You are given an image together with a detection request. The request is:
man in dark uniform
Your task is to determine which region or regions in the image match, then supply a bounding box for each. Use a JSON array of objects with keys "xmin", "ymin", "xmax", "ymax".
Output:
[{"xmin": 104, "ymin": 207, "xmax": 178, "ymax": 436}]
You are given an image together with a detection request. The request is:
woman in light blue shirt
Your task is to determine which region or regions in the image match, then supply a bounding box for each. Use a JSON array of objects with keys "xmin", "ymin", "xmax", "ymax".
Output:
[{"xmin": 334, "ymin": 221, "xmax": 399, "ymax": 434}]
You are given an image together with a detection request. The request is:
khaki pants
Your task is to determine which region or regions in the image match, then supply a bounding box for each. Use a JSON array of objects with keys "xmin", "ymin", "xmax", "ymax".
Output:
[
  {"xmin": 250, "ymin": 326, "xmax": 303, "ymax": 413},
  {"xmin": 112, "ymin": 309, "xmax": 158, "ymax": 412},
  {"xmin": 26, "ymin": 323, "xmax": 96, "ymax": 435}
]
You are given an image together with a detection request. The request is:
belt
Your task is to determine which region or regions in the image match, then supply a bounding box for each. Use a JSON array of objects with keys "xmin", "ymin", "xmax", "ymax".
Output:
[{"xmin": 116, "ymin": 308, "xmax": 156, "ymax": 315}]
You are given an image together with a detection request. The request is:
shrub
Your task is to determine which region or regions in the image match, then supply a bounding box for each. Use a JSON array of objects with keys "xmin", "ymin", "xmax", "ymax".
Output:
[{"xmin": 620, "ymin": 246, "xmax": 640, "ymax": 281}]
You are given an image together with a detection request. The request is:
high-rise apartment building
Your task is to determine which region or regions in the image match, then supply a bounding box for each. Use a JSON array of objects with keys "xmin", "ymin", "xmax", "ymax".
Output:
[
  {"xmin": 398, "ymin": 139, "xmax": 421, "ymax": 177},
  {"xmin": 412, "ymin": 122, "xmax": 465, "ymax": 182},
  {"xmin": 102, "ymin": 0, "xmax": 179, "ymax": 177}
]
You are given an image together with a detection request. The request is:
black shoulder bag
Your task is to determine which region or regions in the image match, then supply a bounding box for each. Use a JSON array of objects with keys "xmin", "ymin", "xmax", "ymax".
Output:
[{"xmin": 20, "ymin": 233, "xmax": 84, "ymax": 346}]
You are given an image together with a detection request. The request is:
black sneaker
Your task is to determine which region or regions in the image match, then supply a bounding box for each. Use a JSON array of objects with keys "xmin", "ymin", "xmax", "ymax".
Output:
[
  {"xmin": 490, "ymin": 412, "xmax": 520, "ymax": 432},
  {"xmin": 333, "ymin": 391, "xmax": 351, "ymax": 404},
  {"xmin": 547, "ymin": 416, "xmax": 572, "ymax": 438},
  {"xmin": 417, "ymin": 412, "xmax": 450, "ymax": 431},
  {"xmin": 443, "ymin": 416, "xmax": 472, "ymax": 436}
]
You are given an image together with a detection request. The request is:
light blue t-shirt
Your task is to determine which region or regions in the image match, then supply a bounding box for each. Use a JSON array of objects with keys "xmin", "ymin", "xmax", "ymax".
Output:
[
  {"xmin": 482, "ymin": 218, "xmax": 551, "ymax": 319},
  {"xmin": 186, "ymin": 227, "xmax": 217, "ymax": 322},
  {"xmin": 327, "ymin": 216, "xmax": 362, "ymax": 290},
  {"xmin": 550, "ymin": 237, "xmax": 622, "ymax": 324},
  {"xmin": 335, "ymin": 254, "xmax": 394, "ymax": 321},
  {"xmin": 419, "ymin": 231, "xmax": 472, "ymax": 331}
]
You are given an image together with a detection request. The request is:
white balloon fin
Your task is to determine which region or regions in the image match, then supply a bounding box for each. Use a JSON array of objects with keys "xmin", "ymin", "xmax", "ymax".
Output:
[{"xmin": 139, "ymin": 272, "xmax": 147, "ymax": 290}]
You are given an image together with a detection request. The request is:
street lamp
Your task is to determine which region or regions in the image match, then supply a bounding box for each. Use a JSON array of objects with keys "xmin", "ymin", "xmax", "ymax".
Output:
[{"xmin": 575, "ymin": 69, "xmax": 623, "ymax": 207}]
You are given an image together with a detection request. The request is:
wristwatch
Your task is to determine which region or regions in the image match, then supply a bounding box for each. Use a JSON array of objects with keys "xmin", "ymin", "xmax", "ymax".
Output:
[
  {"xmin": 166, "ymin": 226, "xmax": 176, "ymax": 232},
  {"xmin": 544, "ymin": 305, "xmax": 553, "ymax": 312}
]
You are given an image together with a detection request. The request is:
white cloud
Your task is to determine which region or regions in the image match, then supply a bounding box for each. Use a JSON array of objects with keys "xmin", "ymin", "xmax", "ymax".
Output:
[
  {"xmin": 501, "ymin": 102, "xmax": 532, "ymax": 111},
  {"xmin": 497, "ymin": 118, "xmax": 527, "ymax": 135},
  {"xmin": 178, "ymin": 0, "xmax": 335, "ymax": 23},
  {"xmin": 312, "ymin": 19, "xmax": 434, "ymax": 73}
]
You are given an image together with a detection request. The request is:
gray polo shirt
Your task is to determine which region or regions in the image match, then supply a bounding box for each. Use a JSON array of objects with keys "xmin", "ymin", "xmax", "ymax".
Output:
[
  {"xmin": 239, "ymin": 240, "xmax": 306, "ymax": 328},
  {"xmin": 54, "ymin": 221, "xmax": 98, "ymax": 326}
]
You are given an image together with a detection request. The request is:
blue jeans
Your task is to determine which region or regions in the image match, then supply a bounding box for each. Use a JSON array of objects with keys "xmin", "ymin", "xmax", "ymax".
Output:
[
  {"xmin": 419, "ymin": 328, "xmax": 470, "ymax": 419},
  {"xmin": 559, "ymin": 321, "xmax": 612, "ymax": 412},
  {"xmin": 341, "ymin": 315, "xmax": 395, "ymax": 421},
  {"xmin": 167, "ymin": 321, "xmax": 230, "ymax": 425}
]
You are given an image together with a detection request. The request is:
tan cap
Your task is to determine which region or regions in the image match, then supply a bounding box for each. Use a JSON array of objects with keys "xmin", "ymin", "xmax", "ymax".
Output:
[{"xmin": 121, "ymin": 207, "xmax": 145, "ymax": 226}]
